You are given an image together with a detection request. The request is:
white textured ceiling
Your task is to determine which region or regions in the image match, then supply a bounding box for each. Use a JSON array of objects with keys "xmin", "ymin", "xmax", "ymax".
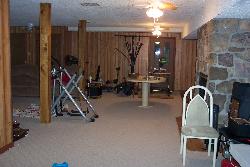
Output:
[{"xmin": 10, "ymin": 0, "xmax": 250, "ymax": 37}]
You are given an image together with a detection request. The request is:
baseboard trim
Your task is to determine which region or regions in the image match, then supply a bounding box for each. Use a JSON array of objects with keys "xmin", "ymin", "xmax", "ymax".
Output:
[{"xmin": 0, "ymin": 142, "xmax": 14, "ymax": 154}]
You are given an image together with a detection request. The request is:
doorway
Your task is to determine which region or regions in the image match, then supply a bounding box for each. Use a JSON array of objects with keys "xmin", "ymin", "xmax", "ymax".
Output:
[{"xmin": 148, "ymin": 37, "xmax": 175, "ymax": 90}]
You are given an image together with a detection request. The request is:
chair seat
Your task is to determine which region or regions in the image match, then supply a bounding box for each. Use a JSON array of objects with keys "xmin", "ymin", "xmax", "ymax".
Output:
[{"xmin": 181, "ymin": 126, "xmax": 219, "ymax": 138}]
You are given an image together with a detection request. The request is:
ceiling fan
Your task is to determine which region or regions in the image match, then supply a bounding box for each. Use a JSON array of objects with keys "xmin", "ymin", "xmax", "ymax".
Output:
[
  {"xmin": 134, "ymin": 0, "xmax": 177, "ymax": 11},
  {"xmin": 145, "ymin": 24, "xmax": 168, "ymax": 37},
  {"xmin": 134, "ymin": 0, "xmax": 176, "ymax": 37}
]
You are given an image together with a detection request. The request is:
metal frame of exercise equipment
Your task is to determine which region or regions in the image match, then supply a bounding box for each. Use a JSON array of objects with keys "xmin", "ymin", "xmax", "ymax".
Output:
[{"xmin": 51, "ymin": 66, "xmax": 98, "ymax": 122}]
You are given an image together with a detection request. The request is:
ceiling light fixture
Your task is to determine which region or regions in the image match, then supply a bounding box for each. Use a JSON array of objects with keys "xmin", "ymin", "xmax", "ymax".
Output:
[
  {"xmin": 152, "ymin": 29, "xmax": 161, "ymax": 37},
  {"xmin": 146, "ymin": 7, "xmax": 163, "ymax": 19},
  {"xmin": 152, "ymin": 25, "xmax": 162, "ymax": 38}
]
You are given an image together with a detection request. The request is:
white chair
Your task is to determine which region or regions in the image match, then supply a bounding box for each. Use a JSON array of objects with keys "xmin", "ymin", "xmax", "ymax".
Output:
[{"xmin": 180, "ymin": 85, "xmax": 219, "ymax": 167}]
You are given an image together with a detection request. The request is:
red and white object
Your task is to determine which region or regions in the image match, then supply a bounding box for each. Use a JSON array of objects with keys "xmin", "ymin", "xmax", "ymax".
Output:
[
  {"xmin": 229, "ymin": 144, "xmax": 250, "ymax": 167},
  {"xmin": 221, "ymin": 158, "xmax": 240, "ymax": 167}
]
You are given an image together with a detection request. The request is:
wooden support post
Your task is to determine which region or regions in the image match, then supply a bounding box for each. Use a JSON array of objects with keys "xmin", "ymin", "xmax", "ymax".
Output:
[
  {"xmin": 0, "ymin": 0, "xmax": 13, "ymax": 153},
  {"xmin": 40, "ymin": 3, "xmax": 51, "ymax": 123},
  {"xmin": 78, "ymin": 20, "xmax": 87, "ymax": 90}
]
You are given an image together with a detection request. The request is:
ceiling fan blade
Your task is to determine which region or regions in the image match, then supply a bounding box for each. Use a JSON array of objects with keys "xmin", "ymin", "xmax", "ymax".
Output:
[{"xmin": 159, "ymin": 2, "xmax": 177, "ymax": 10}]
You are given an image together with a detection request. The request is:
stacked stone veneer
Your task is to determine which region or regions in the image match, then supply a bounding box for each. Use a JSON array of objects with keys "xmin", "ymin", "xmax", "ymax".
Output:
[{"xmin": 197, "ymin": 18, "xmax": 250, "ymax": 121}]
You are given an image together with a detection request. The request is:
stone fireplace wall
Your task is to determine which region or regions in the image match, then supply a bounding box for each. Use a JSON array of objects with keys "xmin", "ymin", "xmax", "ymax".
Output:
[{"xmin": 197, "ymin": 18, "xmax": 250, "ymax": 121}]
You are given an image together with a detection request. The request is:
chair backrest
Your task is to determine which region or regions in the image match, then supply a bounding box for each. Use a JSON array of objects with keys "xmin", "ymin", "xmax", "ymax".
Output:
[{"xmin": 182, "ymin": 85, "xmax": 213, "ymax": 127}]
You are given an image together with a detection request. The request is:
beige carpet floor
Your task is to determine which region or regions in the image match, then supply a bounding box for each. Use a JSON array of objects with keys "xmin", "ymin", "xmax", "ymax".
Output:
[{"xmin": 0, "ymin": 93, "xmax": 221, "ymax": 167}]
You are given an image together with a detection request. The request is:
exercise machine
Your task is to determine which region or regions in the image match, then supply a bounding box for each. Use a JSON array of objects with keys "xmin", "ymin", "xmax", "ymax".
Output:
[{"xmin": 51, "ymin": 65, "xmax": 99, "ymax": 122}]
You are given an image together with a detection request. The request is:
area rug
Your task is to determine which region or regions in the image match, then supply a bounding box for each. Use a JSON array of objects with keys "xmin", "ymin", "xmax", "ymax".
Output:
[
  {"xmin": 176, "ymin": 116, "xmax": 206, "ymax": 152},
  {"xmin": 13, "ymin": 103, "xmax": 40, "ymax": 119}
]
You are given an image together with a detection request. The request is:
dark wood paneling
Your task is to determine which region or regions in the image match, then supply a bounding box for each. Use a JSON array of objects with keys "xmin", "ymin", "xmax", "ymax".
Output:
[
  {"xmin": 52, "ymin": 34, "xmax": 63, "ymax": 64},
  {"xmin": 180, "ymin": 40, "xmax": 197, "ymax": 90},
  {"xmin": 10, "ymin": 28, "xmax": 197, "ymax": 91},
  {"xmin": 10, "ymin": 33, "xmax": 27, "ymax": 65},
  {"xmin": 65, "ymin": 31, "xmax": 78, "ymax": 58}
]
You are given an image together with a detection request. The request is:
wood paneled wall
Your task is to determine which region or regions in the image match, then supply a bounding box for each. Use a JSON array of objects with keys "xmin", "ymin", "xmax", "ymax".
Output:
[
  {"xmin": 10, "ymin": 27, "xmax": 197, "ymax": 91},
  {"xmin": 84, "ymin": 32, "xmax": 150, "ymax": 83},
  {"xmin": 179, "ymin": 40, "xmax": 197, "ymax": 90},
  {"xmin": 0, "ymin": 0, "xmax": 13, "ymax": 153},
  {"xmin": 10, "ymin": 26, "xmax": 67, "ymax": 65},
  {"xmin": 83, "ymin": 32, "xmax": 197, "ymax": 90}
]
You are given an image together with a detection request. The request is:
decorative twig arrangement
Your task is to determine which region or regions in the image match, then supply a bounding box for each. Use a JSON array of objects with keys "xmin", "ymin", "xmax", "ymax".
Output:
[
  {"xmin": 115, "ymin": 35, "xmax": 144, "ymax": 74},
  {"xmin": 125, "ymin": 36, "xmax": 143, "ymax": 73},
  {"xmin": 114, "ymin": 48, "xmax": 130, "ymax": 63}
]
